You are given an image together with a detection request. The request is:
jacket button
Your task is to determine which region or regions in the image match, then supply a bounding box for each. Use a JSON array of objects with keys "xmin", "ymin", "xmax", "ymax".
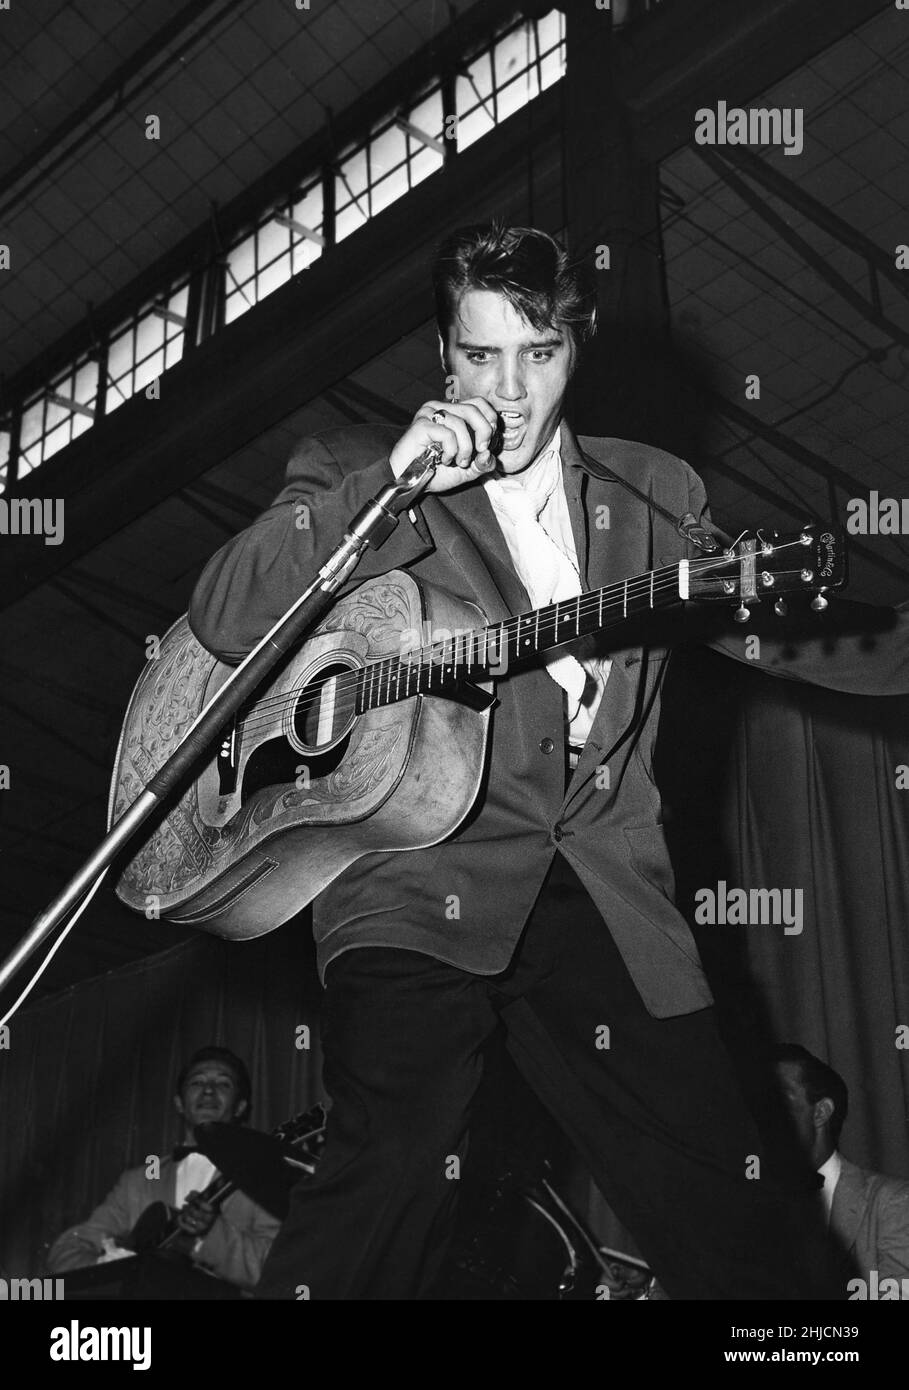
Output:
[
  {"xmin": 553, "ymin": 824, "xmax": 563, "ymax": 842},
  {"xmin": 540, "ymin": 737, "xmax": 555, "ymax": 754}
]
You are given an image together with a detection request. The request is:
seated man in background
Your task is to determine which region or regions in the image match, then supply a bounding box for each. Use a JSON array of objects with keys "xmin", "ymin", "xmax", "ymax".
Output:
[
  {"xmin": 46, "ymin": 1045, "xmax": 281, "ymax": 1292},
  {"xmin": 774, "ymin": 1044, "xmax": 909, "ymax": 1292}
]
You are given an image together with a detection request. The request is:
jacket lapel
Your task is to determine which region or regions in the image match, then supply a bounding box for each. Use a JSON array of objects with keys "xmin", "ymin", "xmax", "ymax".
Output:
[
  {"xmin": 560, "ymin": 429, "xmax": 661, "ymax": 799},
  {"xmin": 423, "ymin": 475, "xmax": 528, "ymax": 622}
]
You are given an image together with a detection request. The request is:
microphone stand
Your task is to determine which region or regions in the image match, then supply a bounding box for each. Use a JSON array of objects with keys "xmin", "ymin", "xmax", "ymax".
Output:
[{"xmin": 0, "ymin": 446, "xmax": 443, "ymax": 996}]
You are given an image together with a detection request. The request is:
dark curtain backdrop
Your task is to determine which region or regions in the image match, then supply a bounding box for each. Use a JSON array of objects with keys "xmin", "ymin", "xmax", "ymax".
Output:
[
  {"xmin": 0, "ymin": 924, "xmax": 322, "ymax": 1277},
  {"xmin": 661, "ymin": 646, "xmax": 909, "ymax": 1178}
]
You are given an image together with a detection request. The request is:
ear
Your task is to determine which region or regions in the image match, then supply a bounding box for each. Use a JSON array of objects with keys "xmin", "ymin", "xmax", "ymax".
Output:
[
  {"xmin": 438, "ymin": 332, "xmax": 450, "ymax": 377},
  {"xmin": 235, "ymin": 1097, "xmax": 248, "ymax": 1120},
  {"xmin": 814, "ymin": 1096, "xmax": 835, "ymax": 1130},
  {"xmin": 174, "ymin": 1094, "xmax": 185, "ymax": 1118}
]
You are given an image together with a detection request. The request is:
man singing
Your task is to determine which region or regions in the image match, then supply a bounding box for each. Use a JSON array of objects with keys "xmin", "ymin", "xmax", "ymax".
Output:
[{"xmin": 189, "ymin": 224, "xmax": 907, "ymax": 1299}]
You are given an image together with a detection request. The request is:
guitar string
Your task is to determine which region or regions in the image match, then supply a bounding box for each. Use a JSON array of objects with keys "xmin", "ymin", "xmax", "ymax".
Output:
[
  {"xmin": 229, "ymin": 541, "xmax": 818, "ymax": 738},
  {"xmin": 234, "ymin": 551, "xmax": 816, "ymax": 736},
  {"xmin": 236, "ymin": 562, "xmax": 694, "ymax": 734},
  {"xmin": 238, "ymin": 562, "xmax": 814, "ymax": 739}
]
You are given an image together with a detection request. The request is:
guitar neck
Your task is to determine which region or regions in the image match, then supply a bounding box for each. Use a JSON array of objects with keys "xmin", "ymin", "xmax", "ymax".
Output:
[{"xmin": 355, "ymin": 562, "xmax": 687, "ymax": 712}]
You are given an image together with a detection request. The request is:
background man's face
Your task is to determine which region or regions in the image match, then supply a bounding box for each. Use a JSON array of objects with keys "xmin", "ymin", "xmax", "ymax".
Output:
[
  {"xmin": 175, "ymin": 1062, "xmax": 246, "ymax": 1134},
  {"xmin": 444, "ymin": 289, "xmax": 574, "ymax": 476},
  {"xmin": 775, "ymin": 1060, "xmax": 823, "ymax": 1157}
]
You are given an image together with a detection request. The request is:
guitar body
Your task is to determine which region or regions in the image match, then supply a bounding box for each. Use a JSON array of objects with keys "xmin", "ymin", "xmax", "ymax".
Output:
[{"xmin": 110, "ymin": 571, "xmax": 492, "ymax": 938}]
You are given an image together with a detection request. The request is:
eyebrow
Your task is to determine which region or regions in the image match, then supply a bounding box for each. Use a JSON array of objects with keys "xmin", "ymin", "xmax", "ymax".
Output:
[{"xmin": 454, "ymin": 337, "xmax": 564, "ymax": 351}]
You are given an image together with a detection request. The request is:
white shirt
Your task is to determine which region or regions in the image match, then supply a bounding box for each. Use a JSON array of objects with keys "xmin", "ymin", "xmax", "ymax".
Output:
[
  {"xmin": 818, "ymin": 1150, "xmax": 843, "ymax": 1222},
  {"xmin": 484, "ymin": 423, "xmax": 611, "ymax": 748},
  {"xmin": 175, "ymin": 1150, "xmax": 217, "ymax": 1209}
]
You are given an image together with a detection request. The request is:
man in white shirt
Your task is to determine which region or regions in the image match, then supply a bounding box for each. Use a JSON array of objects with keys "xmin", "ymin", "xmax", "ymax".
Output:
[
  {"xmin": 47, "ymin": 1046, "xmax": 281, "ymax": 1291},
  {"xmin": 774, "ymin": 1044, "xmax": 909, "ymax": 1288}
]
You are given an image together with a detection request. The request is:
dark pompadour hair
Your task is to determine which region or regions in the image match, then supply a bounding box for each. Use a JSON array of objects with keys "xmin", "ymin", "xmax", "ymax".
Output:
[
  {"xmin": 774, "ymin": 1044, "xmax": 849, "ymax": 1146},
  {"xmin": 176, "ymin": 1046, "xmax": 252, "ymax": 1108},
  {"xmin": 432, "ymin": 222, "xmax": 598, "ymax": 358}
]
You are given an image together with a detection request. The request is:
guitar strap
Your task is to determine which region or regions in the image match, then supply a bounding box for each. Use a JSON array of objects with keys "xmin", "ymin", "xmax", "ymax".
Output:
[{"xmin": 579, "ymin": 449, "xmax": 732, "ymax": 554}]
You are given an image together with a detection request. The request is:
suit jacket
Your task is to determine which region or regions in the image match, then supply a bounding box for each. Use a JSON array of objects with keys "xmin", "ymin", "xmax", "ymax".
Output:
[
  {"xmin": 189, "ymin": 422, "xmax": 909, "ymax": 1017},
  {"xmin": 46, "ymin": 1156, "xmax": 281, "ymax": 1289},
  {"xmin": 831, "ymin": 1154, "xmax": 909, "ymax": 1284}
]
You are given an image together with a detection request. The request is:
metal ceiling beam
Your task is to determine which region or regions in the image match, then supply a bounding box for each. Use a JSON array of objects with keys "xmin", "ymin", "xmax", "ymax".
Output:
[
  {"xmin": 695, "ymin": 148, "xmax": 909, "ymax": 349},
  {"xmin": 620, "ymin": 0, "xmax": 892, "ymax": 162},
  {"xmin": 0, "ymin": 0, "xmax": 246, "ymax": 216},
  {"xmin": 4, "ymin": 0, "xmax": 530, "ymax": 405},
  {"xmin": 0, "ymin": 95, "xmax": 564, "ymax": 611}
]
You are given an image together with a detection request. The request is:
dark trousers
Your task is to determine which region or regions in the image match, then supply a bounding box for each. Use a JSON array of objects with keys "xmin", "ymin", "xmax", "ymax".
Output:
[{"xmin": 258, "ymin": 856, "xmax": 836, "ymax": 1300}]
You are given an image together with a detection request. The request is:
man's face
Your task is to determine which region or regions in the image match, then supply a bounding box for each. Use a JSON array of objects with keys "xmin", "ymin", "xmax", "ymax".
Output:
[
  {"xmin": 175, "ymin": 1062, "xmax": 246, "ymax": 1133},
  {"xmin": 775, "ymin": 1061, "xmax": 824, "ymax": 1157},
  {"xmin": 443, "ymin": 288, "xmax": 574, "ymax": 476}
]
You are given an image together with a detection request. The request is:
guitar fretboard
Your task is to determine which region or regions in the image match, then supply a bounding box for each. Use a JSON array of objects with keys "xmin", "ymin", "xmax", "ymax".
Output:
[{"xmin": 354, "ymin": 562, "xmax": 684, "ymax": 713}]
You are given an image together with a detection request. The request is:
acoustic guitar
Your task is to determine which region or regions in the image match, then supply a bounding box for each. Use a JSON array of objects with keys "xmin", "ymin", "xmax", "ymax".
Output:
[{"xmin": 109, "ymin": 525, "xmax": 844, "ymax": 935}]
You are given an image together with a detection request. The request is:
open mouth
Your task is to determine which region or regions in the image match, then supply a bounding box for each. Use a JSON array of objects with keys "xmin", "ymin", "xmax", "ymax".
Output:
[{"xmin": 498, "ymin": 411, "xmax": 526, "ymax": 448}]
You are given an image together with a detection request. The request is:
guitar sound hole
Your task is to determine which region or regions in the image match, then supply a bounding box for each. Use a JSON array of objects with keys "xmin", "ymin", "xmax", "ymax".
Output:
[
  {"xmin": 293, "ymin": 661, "xmax": 356, "ymax": 751},
  {"xmin": 240, "ymin": 735, "xmax": 350, "ymax": 803}
]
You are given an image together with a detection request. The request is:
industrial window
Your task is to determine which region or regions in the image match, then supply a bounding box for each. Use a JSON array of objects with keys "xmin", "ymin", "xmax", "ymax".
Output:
[
  {"xmin": 18, "ymin": 355, "xmax": 100, "ymax": 476},
  {"xmin": 106, "ymin": 281, "xmax": 190, "ymax": 416},
  {"xmin": 335, "ymin": 84, "xmax": 445, "ymax": 244},
  {"xmin": 225, "ymin": 177, "xmax": 325, "ymax": 325},
  {"xmin": 456, "ymin": 9, "xmax": 566, "ymax": 153}
]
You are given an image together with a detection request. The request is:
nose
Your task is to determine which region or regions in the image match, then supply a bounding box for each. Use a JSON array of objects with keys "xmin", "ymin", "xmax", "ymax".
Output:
[{"xmin": 495, "ymin": 357, "xmax": 526, "ymax": 403}]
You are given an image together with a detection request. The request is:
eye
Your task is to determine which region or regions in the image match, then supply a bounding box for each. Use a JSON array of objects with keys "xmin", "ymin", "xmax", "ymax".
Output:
[
  {"xmin": 527, "ymin": 350, "xmax": 553, "ymax": 363},
  {"xmin": 464, "ymin": 351, "xmax": 490, "ymax": 364}
]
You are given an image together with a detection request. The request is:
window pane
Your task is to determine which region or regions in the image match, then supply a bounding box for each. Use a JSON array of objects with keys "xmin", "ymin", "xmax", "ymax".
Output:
[
  {"xmin": 494, "ymin": 27, "xmax": 530, "ymax": 91},
  {"xmin": 409, "ymin": 144, "xmax": 443, "ymax": 187},
  {"xmin": 370, "ymin": 123, "xmax": 407, "ymax": 181},
  {"xmin": 257, "ymin": 217, "xmax": 289, "ymax": 270},
  {"xmin": 224, "ymin": 286, "xmax": 253, "ymax": 325},
  {"xmin": 335, "ymin": 194, "xmax": 368, "ymax": 243},
  {"xmin": 455, "ymin": 99, "xmax": 494, "ymax": 152},
  {"xmin": 257, "ymin": 252, "xmax": 291, "ymax": 301},
  {"xmin": 43, "ymin": 422, "xmax": 70, "ymax": 461},
  {"xmin": 292, "ymin": 182, "xmax": 323, "ymax": 230},
  {"xmin": 45, "ymin": 395, "xmax": 68, "ymax": 431},
  {"xmin": 135, "ymin": 311, "xmax": 164, "ymax": 365},
  {"xmin": 338, "ymin": 146, "xmax": 369, "ymax": 201},
  {"xmin": 169, "ymin": 285, "xmax": 189, "ymax": 319},
  {"xmin": 292, "ymin": 236, "xmax": 321, "ymax": 274},
  {"xmin": 409, "ymin": 88, "xmax": 443, "ymax": 141},
  {"xmin": 135, "ymin": 350, "xmax": 164, "ymax": 392},
  {"xmin": 107, "ymin": 330, "xmax": 134, "ymax": 385},
  {"xmin": 74, "ymin": 360, "xmax": 98, "ymax": 406},
  {"xmin": 229, "ymin": 232, "xmax": 257, "ymax": 289},
  {"xmin": 371, "ymin": 164, "xmax": 409, "ymax": 214}
]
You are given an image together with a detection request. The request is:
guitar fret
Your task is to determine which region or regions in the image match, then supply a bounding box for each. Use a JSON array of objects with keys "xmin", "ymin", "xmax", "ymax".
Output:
[
  {"xmin": 649, "ymin": 571, "xmax": 654, "ymax": 608},
  {"xmin": 623, "ymin": 580, "xmax": 627, "ymax": 619}
]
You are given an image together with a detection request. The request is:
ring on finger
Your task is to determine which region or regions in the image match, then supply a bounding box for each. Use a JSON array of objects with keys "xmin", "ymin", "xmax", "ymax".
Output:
[{"xmin": 430, "ymin": 409, "xmax": 446, "ymax": 424}]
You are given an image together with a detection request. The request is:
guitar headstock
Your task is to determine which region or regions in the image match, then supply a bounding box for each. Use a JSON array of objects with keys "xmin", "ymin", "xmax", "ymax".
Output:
[
  {"xmin": 687, "ymin": 523, "xmax": 846, "ymax": 621},
  {"xmin": 275, "ymin": 1104, "xmax": 326, "ymax": 1144}
]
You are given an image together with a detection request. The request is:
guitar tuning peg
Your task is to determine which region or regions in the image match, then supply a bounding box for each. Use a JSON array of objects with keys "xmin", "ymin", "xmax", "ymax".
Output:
[
  {"xmin": 810, "ymin": 593, "xmax": 829, "ymax": 612},
  {"xmin": 773, "ymin": 598, "xmax": 788, "ymax": 617},
  {"xmin": 733, "ymin": 605, "xmax": 751, "ymax": 623}
]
